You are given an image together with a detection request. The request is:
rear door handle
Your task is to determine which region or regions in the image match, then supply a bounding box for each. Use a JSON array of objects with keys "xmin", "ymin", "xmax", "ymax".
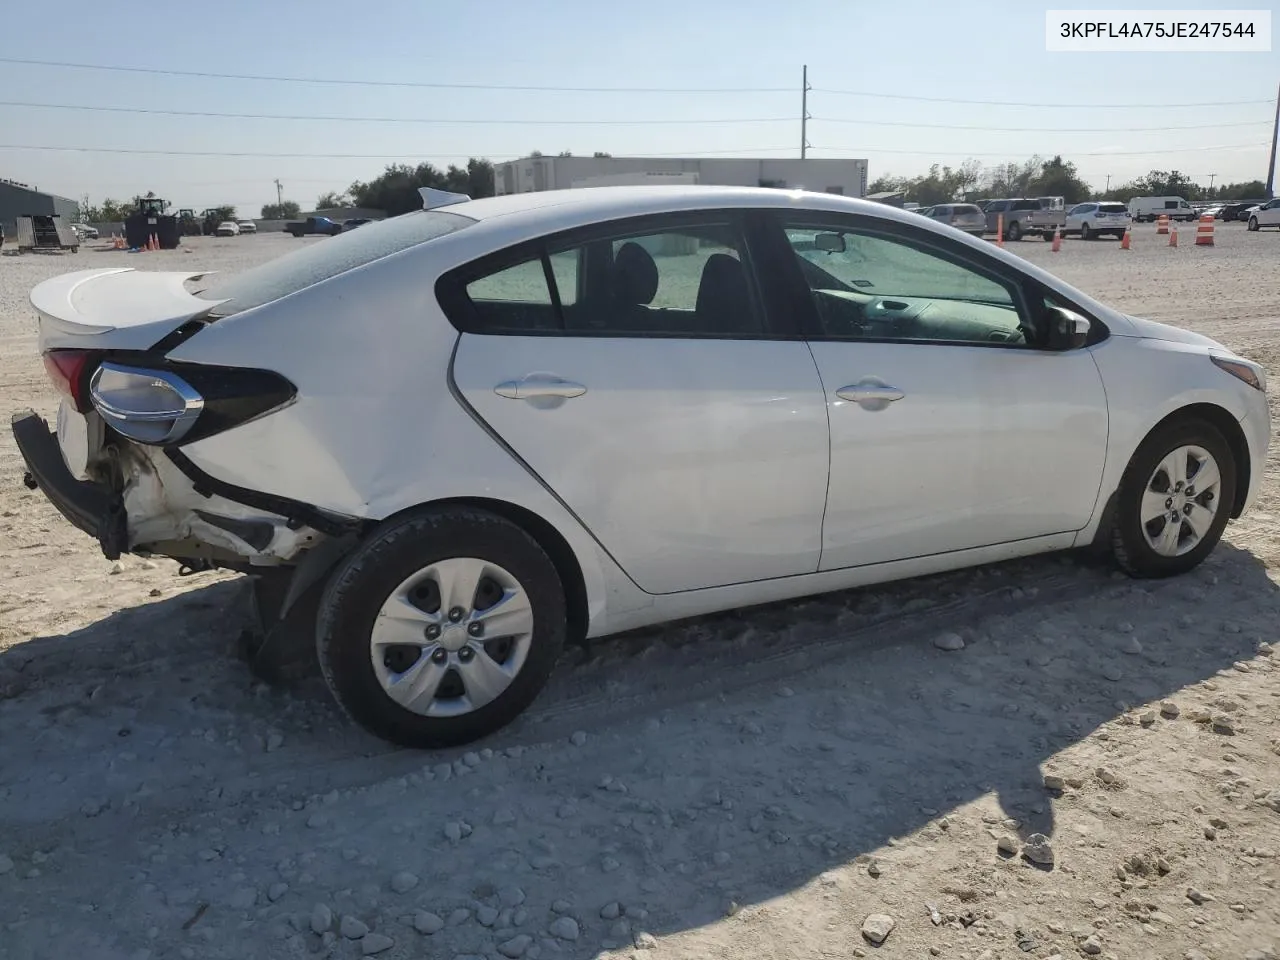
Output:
[
  {"xmin": 836, "ymin": 384, "xmax": 905, "ymax": 403},
  {"xmin": 494, "ymin": 375, "xmax": 587, "ymax": 400}
]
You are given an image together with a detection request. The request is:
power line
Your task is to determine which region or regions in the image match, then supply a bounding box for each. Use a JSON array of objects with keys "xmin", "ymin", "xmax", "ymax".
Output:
[
  {"xmin": 812, "ymin": 87, "xmax": 1276, "ymax": 108},
  {"xmin": 0, "ymin": 57, "xmax": 1271, "ymax": 110},
  {"xmin": 0, "ymin": 140, "xmax": 1266, "ymax": 162},
  {"xmin": 807, "ymin": 141, "xmax": 1270, "ymax": 158},
  {"xmin": 3, "ymin": 98, "xmax": 1269, "ymax": 134},
  {"xmin": 0, "ymin": 99, "xmax": 792, "ymax": 126},
  {"xmin": 0, "ymin": 143, "xmax": 799, "ymax": 159},
  {"xmin": 815, "ymin": 116, "xmax": 1273, "ymax": 133},
  {"xmin": 0, "ymin": 57, "xmax": 792, "ymax": 93}
]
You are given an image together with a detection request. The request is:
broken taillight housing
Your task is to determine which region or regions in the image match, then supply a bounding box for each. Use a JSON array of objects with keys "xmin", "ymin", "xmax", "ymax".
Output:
[{"xmin": 42, "ymin": 350, "xmax": 99, "ymax": 414}]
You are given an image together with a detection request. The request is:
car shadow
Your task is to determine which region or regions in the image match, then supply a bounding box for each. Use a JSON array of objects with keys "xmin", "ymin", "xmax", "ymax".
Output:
[{"xmin": 0, "ymin": 541, "xmax": 1273, "ymax": 955}]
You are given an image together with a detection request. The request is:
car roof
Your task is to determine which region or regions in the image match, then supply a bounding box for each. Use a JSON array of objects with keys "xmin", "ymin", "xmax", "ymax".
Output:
[{"xmin": 437, "ymin": 185, "xmax": 931, "ymax": 230}]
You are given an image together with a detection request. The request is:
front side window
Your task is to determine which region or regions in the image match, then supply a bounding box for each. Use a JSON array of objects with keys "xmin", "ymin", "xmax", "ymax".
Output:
[
  {"xmin": 451, "ymin": 216, "xmax": 764, "ymax": 337},
  {"xmin": 783, "ymin": 222, "xmax": 1029, "ymax": 347}
]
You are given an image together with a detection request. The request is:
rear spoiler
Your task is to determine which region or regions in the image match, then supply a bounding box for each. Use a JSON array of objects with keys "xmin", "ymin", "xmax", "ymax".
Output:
[{"xmin": 419, "ymin": 188, "xmax": 470, "ymax": 210}]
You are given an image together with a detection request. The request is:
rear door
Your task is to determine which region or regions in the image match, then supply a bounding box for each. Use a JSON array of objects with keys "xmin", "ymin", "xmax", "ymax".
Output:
[{"xmin": 443, "ymin": 210, "xmax": 831, "ymax": 595}]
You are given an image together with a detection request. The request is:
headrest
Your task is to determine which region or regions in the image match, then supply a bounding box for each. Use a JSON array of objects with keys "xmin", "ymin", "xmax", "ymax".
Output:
[{"xmin": 612, "ymin": 241, "xmax": 659, "ymax": 305}]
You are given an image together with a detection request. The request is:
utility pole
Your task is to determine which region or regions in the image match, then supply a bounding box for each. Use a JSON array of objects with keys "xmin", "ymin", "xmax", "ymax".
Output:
[
  {"xmin": 1267, "ymin": 80, "xmax": 1280, "ymax": 200},
  {"xmin": 1207, "ymin": 173, "xmax": 1217, "ymax": 189},
  {"xmin": 1105, "ymin": 174, "xmax": 1111, "ymax": 192},
  {"xmin": 274, "ymin": 178, "xmax": 283, "ymax": 209},
  {"xmin": 800, "ymin": 65, "xmax": 811, "ymax": 160}
]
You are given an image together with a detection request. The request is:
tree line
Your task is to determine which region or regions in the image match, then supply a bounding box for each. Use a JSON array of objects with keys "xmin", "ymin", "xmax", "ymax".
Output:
[
  {"xmin": 78, "ymin": 152, "xmax": 1267, "ymax": 225},
  {"xmin": 868, "ymin": 155, "xmax": 1267, "ymax": 206}
]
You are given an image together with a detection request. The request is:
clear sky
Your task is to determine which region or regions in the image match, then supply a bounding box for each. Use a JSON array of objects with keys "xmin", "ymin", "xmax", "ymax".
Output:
[{"xmin": 1, "ymin": 0, "xmax": 1275, "ymax": 215}]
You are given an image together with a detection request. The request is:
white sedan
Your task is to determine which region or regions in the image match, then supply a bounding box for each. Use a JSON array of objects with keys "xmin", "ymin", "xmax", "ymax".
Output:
[
  {"xmin": 1246, "ymin": 198, "xmax": 1280, "ymax": 230},
  {"xmin": 11, "ymin": 185, "xmax": 1270, "ymax": 748},
  {"xmin": 214, "ymin": 221, "xmax": 240, "ymax": 237},
  {"xmin": 1064, "ymin": 201, "xmax": 1131, "ymax": 240}
]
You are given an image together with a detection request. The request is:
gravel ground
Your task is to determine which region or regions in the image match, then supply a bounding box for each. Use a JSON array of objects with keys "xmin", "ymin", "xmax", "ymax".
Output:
[{"xmin": 1, "ymin": 225, "xmax": 1278, "ymax": 960}]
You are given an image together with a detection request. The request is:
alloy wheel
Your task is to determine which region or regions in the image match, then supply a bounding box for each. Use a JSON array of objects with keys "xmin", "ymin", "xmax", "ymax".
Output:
[
  {"xmin": 370, "ymin": 557, "xmax": 534, "ymax": 717},
  {"xmin": 1139, "ymin": 444, "xmax": 1222, "ymax": 558}
]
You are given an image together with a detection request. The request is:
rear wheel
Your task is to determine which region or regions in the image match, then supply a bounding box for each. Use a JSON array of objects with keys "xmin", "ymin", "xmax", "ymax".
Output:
[
  {"xmin": 1111, "ymin": 418, "xmax": 1235, "ymax": 578},
  {"xmin": 1007, "ymin": 220, "xmax": 1023, "ymax": 241},
  {"xmin": 1248, "ymin": 217, "xmax": 1260, "ymax": 231},
  {"xmin": 1080, "ymin": 222, "xmax": 1093, "ymax": 240},
  {"xmin": 317, "ymin": 507, "xmax": 567, "ymax": 748}
]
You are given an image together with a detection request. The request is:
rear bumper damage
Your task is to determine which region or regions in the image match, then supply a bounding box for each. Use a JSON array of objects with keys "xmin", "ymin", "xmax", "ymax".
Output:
[
  {"xmin": 11, "ymin": 409, "xmax": 128, "ymax": 559},
  {"xmin": 12, "ymin": 404, "xmax": 362, "ymax": 571}
]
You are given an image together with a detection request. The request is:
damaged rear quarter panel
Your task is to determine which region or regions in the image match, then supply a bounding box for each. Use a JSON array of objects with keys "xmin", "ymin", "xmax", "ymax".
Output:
[{"xmin": 162, "ymin": 240, "xmax": 611, "ymax": 621}]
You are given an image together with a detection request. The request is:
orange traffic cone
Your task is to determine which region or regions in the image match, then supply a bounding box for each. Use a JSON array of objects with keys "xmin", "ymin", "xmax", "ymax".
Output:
[
  {"xmin": 1156, "ymin": 214, "xmax": 1170, "ymax": 235},
  {"xmin": 996, "ymin": 213, "xmax": 1005, "ymax": 248},
  {"xmin": 1169, "ymin": 224, "xmax": 1178, "ymax": 247},
  {"xmin": 1194, "ymin": 214, "xmax": 1215, "ymax": 246},
  {"xmin": 1120, "ymin": 225, "xmax": 1132, "ymax": 250},
  {"xmin": 1051, "ymin": 225, "xmax": 1061, "ymax": 252}
]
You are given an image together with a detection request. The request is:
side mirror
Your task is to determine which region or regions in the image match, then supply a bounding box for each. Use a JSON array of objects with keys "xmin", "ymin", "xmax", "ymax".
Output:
[
  {"xmin": 814, "ymin": 232, "xmax": 846, "ymax": 253},
  {"xmin": 1045, "ymin": 305, "xmax": 1090, "ymax": 351}
]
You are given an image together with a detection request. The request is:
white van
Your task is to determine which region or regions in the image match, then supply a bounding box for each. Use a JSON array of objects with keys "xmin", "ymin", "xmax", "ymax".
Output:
[{"xmin": 1127, "ymin": 196, "xmax": 1196, "ymax": 223}]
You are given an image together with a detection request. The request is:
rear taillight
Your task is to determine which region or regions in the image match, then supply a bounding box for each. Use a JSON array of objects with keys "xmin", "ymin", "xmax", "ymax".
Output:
[
  {"xmin": 42, "ymin": 350, "xmax": 98, "ymax": 413},
  {"xmin": 87, "ymin": 360, "xmax": 296, "ymax": 447},
  {"xmin": 89, "ymin": 363, "xmax": 204, "ymax": 445}
]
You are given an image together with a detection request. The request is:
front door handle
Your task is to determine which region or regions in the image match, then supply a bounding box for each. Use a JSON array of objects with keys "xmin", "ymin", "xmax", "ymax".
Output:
[
  {"xmin": 835, "ymin": 384, "xmax": 905, "ymax": 403},
  {"xmin": 494, "ymin": 375, "xmax": 587, "ymax": 400}
]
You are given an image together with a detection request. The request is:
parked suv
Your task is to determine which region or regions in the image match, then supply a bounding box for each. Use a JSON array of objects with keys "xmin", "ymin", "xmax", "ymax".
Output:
[
  {"xmin": 1064, "ymin": 201, "xmax": 1131, "ymax": 240},
  {"xmin": 920, "ymin": 203, "xmax": 986, "ymax": 236}
]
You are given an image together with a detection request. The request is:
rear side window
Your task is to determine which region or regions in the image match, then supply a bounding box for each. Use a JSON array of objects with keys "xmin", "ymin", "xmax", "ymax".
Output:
[
  {"xmin": 444, "ymin": 215, "xmax": 765, "ymax": 338},
  {"xmin": 196, "ymin": 209, "xmax": 474, "ymax": 315},
  {"xmin": 1013, "ymin": 200, "xmax": 1038, "ymax": 210}
]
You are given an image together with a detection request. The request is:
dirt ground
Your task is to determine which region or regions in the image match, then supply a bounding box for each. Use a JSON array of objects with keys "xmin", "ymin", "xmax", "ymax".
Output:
[{"xmin": 0, "ymin": 224, "xmax": 1278, "ymax": 960}]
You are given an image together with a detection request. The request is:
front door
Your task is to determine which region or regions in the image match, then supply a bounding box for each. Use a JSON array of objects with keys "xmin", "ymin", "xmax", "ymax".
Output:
[
  {"xmin": 445, "ymin": 211, "xmax": 831, "ymax": 594},
  {"xmin": 765, "ymin": 213, "xmax": 1110, "ymax": 571}
]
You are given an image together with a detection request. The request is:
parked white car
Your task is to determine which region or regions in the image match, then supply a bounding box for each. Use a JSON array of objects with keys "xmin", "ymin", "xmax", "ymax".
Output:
[
  {"xmin": 237, "ymin": 220, "xmax": 257, "ymax": 235},
  {"xmin": 1246, "ymin": 198, "xmax": 1280, "ymax": 231},
  {"xmin": 215, "ymin": 221, "xmax": 240, "ymax": 237},
  {"xmin": 1064, "ymin": 201, "xmax": 1131, "ymax": 240},
  {"xmin": 1127, "ymin": 196, "xmax": 1197, "ymax": 223},
  {"xmin": 71, "ymin": 223, "xmax": 99, "ymax": 241},
  {"xmin": 11, "ymin": 185, "xmax": 1270, "ymax": 748}
]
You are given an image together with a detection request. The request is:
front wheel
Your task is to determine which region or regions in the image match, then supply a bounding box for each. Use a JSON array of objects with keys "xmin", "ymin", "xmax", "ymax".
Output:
[
  {"xmin": 1111, "ymin": 418, "xmax": 1236, "ymax": 578},
  {"xmin": 317, "ymin": 507, "xmax": 567, "ymax": 748}
]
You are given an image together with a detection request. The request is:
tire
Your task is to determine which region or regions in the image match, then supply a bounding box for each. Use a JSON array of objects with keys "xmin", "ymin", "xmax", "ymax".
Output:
[
  {"xmin": 1007, "ymin": 220, "xmax": 1022, "ymax": 241},
  {"xmin": 1110, "ymin": 417, "xmax": 1236, "ymax": 579},
  {"xmin": 1248, "ymin": 217, "xmax": 1259, "ymax": 232},
  {"xmin": 317, "ymin": 506, "xmax": 567, "ymax": 749},
  {"xmin": 1080, "ymin": 222, "xmax": 1092, "ymax": 240}
]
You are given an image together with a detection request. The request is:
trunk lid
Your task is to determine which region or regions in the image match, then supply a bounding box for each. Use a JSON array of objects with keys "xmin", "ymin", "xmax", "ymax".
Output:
[{"xmin": 31, "ymin": 268, "xmax": 229, "ymax": 352}]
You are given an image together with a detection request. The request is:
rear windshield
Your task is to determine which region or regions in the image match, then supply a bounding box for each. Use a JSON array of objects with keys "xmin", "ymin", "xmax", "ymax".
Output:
[
  {"xmin": 952, "ymin": 204, "xmax": 982, "ymax": 215},
  {"xmin": 194, "ymin": 209, "xmax": 475, "ymax": 315},
  {"xmin": 1097, "ymin": 203, "xmax": 1127, "ymax": 213}
]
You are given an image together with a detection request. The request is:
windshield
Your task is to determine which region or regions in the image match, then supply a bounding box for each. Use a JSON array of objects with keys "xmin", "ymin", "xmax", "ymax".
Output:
[{"xmin": 195, "ymin": 209, "xmax": 475, "ymax": 315}]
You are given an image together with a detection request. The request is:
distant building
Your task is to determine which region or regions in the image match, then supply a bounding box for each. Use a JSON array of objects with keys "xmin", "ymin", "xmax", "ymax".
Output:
[
  {"xmin": 492, "ymin": 155, "xmax": 869, "ymax": 199},
  {"xmin": 0, "ymin": 178, "xmax": 80, "ymax": 235}
]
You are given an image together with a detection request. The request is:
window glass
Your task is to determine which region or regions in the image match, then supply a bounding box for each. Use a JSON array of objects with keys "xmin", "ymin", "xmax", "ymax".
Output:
[
  {"xmin": 1097, "ymin": 203, "xmax": 1127, "ymax": 213},
  {"xmin": 464, "ymin": 257, "xmax": 559, "ymax": 332},
  {"xmin": 784, "ymin": 225, "xmax": 1028, "ymax": 346},
  {"xmin": 458, "ymin": 218, "xmax": 763, "ymax": 337},
  {"xmin": 197, "ymin": 209, "xmax": 473, "ymax": 316},
  {"xmin": 547, "ymin": 249, "xmax": 578, "ymax": 306}
]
